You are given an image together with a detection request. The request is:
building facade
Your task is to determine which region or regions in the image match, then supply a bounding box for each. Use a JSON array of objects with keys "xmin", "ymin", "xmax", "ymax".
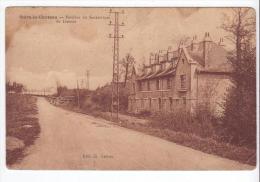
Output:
[{"xmin": 128, "ymin": 33, "xmax": 233, "ymax": 115}]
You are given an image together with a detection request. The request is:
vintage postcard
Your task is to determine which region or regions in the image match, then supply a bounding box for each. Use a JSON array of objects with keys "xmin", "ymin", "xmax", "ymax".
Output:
[{"xmin": 5, "ymin": 7, "xmax": 256, "ymax": 170}]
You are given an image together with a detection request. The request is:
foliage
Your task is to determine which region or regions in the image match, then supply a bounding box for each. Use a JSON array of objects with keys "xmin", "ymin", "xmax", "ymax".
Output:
[
  {"xmin": 120, "ymin": 53, "xmax": 135, "ymax": 87},
  {"xmin": 90, "ymin": 84, "xmax": 112, "ymax": 112},
  {"xmin": 150, "ymin": 103, "xmax": 217, "ymax": 139},
  {"xmin": 6, "ymin": 81, "xmax": 24, "ymax": 93},
  {"xmin": 220, "ymin": 8, "xmax": 256, "ymax": 148},
  {"xmin": 80, "ymin": 83, "xmax": 129, "ymax": 113},
  {"xmin": 56, "ymin": 85, "xmax": 68, "ymax": 97},
  {"xmin": 220, "ymin": 49, "xmax": 256, "ymax": 147}
]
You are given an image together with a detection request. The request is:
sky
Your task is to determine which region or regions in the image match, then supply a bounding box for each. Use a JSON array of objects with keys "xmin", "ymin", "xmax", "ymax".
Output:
[{"xmin": 6, "ymin": 7, "xmax": 233, "ymax": 91}]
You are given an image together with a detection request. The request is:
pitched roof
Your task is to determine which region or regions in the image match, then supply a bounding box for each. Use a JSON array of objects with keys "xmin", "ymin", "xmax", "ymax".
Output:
[
  {"xmin": 185, "ymin": 41, "xmax": 232, "ymax": 72},
  {"xmin": 137, "ymin": 63, "xmax": 177, "ymax": 80},
  {"xmin": 135, "ymin": 40, "xmax": 232, "ymax": 80},
  {"xmin": 155, "ymin": 65, "xmax": 176, "ymax": 78}
]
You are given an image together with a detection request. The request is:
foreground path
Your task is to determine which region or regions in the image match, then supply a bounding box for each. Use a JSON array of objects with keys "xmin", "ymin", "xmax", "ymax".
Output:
[{"xmin": 11, "ymin": 98, "xmax": 253, "ymax": 170}]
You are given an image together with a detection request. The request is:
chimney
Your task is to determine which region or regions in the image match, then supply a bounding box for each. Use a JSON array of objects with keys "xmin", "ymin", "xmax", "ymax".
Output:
[
  {"xmin": 218, "ymin": 37, "xmax": 225, "ymax": 47},
  {"xmin": 155, "ymin": 53, "xmax": 159, "ymax": 64},
  {"xmin": 149, "ymin": 53, "xmax": 154, "ymax": 65},
  {"xmin": 191, "ymin": 35, "xmax": 199, "ymax": 51},
  {"xmin": 167, "ymin": 46, "xmax": 173, "ymax": 61},
  {"xmin": 152, "ymin": 62, "xmax": 161, "ymax": 72},
  {"xmin": 203, "ymin": 32, "xmax": 212, "ymax": 42},
  {"xmin": 158, "ymin": 50, "xmax": 165, "ymax": 63},
  {"xmin": 153, "ymin": 53, "xmax": 161, "ymax": 72},
  {"xmin": 178, "ymin": 41, "xmax": 185, "ymax": 55},
  {"xmin": 203, "ymin": 32, "xmax": 212, "ymax": 67}
]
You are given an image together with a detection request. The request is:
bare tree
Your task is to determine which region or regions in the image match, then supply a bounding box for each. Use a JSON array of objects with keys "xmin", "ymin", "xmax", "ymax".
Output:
[
  {"xmin": 221, "ymin": 8, "xmax": 255, "ymax": 71},
  {"xmin": 120, "ymin": 53, "xmax": 135, "ymax": 87}
]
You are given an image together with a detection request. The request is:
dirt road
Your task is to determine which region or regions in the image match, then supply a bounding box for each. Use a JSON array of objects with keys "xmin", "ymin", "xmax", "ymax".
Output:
[{"xmin": 11, "ymin": 98, "xmax": 253, "ymax": 170}]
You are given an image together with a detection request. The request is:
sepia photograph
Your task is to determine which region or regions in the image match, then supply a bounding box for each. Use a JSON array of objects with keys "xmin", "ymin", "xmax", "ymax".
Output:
[{"xmin": 5, "ymin": 7, "xmax": 256, "ymax": 170}]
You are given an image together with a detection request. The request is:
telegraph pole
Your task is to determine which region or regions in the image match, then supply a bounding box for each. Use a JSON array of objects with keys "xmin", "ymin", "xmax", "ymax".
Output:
[
  {"xmin": 85, "ymin": 70, "xmax": 90, "ymax": 90},
  {"xmin": 76, "ymin": 80, "xmax": 80, "ymax": 108},
  {"xmin": 108, "ymin": 8, "xmax": 125, "ymax": 122}
]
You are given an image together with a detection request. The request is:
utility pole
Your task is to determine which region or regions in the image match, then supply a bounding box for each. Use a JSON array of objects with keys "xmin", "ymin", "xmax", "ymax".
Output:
[
  {"xmin": 85, "ymin": 70, "xmax": 90, "ymax": 90},
  {"xmin": 76, "ymin": 80, "xmax": 80, "ymax": 108},
  {"xmin": 108, "ymin": 8, "xmax": 125, "ymax": 122}
]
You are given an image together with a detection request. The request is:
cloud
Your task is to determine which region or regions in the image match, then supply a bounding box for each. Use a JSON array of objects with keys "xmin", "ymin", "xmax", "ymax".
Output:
[{"xmin": 6, "ymin": 7, "xmax": 235, "ymax": 90}]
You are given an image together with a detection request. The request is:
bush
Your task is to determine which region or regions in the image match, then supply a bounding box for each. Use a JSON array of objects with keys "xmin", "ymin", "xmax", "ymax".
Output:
[
  {"xmin": 220, "ymin": 86, "xmax": 256, "ymax": 148},
  {"xmin": 150, "ymin": 104, "xmax": 217, "ymax": 139},
  {"xmin": 136, "ymin": 110, "xmax": 151, "ymax": 117}
]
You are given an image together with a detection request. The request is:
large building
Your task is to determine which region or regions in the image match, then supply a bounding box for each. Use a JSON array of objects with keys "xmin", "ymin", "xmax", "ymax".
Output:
[{"xmin": 128, "ymin": 32, "xmax": 233, "ymax": 115}]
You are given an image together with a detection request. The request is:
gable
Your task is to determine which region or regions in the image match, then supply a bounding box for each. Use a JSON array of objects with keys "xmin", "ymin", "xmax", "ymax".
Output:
[{"xmin": 175, "ymin": 49, "xmax": 190, "ymax": 75}]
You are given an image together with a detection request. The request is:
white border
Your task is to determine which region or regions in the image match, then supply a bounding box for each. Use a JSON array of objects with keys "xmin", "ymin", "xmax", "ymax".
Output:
[{"xmin": 0, "ymin": 1, "xmax": 259, "ymax": 182}]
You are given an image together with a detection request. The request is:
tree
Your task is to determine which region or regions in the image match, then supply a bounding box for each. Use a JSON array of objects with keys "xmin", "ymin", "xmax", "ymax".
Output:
[
  {"xmin": 120, "ymin": 53, "xmax": 135, "ymax": 87},
  {"xmin": 221, "ymin": 8, "xmax": 255, "ymax": 65},
  {"xmin": 220, "ymin": 8, "xmax": 256, "ymax": 147},
  {"xmin": 6, "ymin": 81, "xmax": 24, "ymax": 93}
]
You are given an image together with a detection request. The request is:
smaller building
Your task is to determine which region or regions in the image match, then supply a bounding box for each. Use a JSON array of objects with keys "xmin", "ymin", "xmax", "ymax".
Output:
[{"xmin": 128, "ymin": 33, "xmax": 233, "ymax": 116}]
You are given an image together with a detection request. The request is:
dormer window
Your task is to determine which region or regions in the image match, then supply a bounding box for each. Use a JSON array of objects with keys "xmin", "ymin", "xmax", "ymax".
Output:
[
  {"xmin": 180, "ymin": 74, "xmax": 186, "ymax": 90},
  {"xmin": 138, "ymin": 82, "xmax": 142, "ymax": 91},
  {"xmin": 156, "ymin": 79, "xmax": 160, "ymax": 90},
  {"xmin": 172, "ymin": 59, "xmax": 176, "ymax": 66},
  {"xmin": 152, "ymin": 65, "xmax": 156, "ymax": 72},
  {"xmin": 141, "ymin": 81, "xmax": 146, "ymax": 91},
  {"xmin": 167, "ymin": 78, "xmax": 171, "ymax": 89},
  {"xmin": 162, "ymin": 63, "xmax": 166, "ymax": 70}
]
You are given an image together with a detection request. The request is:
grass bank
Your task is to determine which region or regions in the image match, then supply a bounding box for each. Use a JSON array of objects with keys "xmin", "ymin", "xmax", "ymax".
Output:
[{"xmin": 6, "ymin": 93, "xmax": 40, "ymax": 166}]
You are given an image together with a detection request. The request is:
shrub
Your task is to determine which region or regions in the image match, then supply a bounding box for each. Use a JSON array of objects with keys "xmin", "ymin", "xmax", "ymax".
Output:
[
  {"xmin": 150, "ymin": 103, "xmax": 217, "ymax": 139},
  {"xmin": 137, "ymin": 110, "xmax": 151, "ymax": 117},
  {"xmin": 220, "ymin": 86, "xmax": 256, "ymax": 148}
]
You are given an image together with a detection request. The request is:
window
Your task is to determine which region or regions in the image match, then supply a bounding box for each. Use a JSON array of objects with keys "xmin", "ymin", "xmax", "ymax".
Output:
[
  {"xmin": 162, "ymin": 63, "xmax": 166, "ymax": 70},
  {"xmin": 183, "ymin": 97, "xmax": 186, "ymax": 105},
  {"xmin": 167, "ymin": 78, "xmax": 171, "ymax": 89},
  {"xmin": 144, "ymin": 81, "xmax": 147, "ymax": 91},
  {"xmin": 152, "ymin": 66, "xmax": 156, "ymax": 72},
  {"xmin": 138, "ymin": 82, "xmax": 142, "ymax": 91},
  {"xmin": 158, "ymin": 98, "xmax": 162, "ymax": 110},
  {"xmin": 149, "ymin": 98, "xmax": 152, "ymax": 109},
  {"xmin": 171, "ymin": 60, "xmax": 175, "ymax": 67},
  {"xmin": 141, "ymin": 82, "xmax": 145, "ymax": 91},
  {"xmin": 169, "ymin": 97, "xmax": 173, "ymax": 110},
  {"xmin": 141, "ymin": 99, "xmax": 144, "ymax": 108},
  {"xmin": 160, "ymin": 79, "xmax": 163, "ymax": 90},
  {"xmin": 147, "ymin": 81, "xmax": 151, "ymax": 91},
  {"xmin": 180, "ymin": 75, "xmax": 186, "ymax": 89},
  {"xmin": 182, "ymin": 58, "xmax": 185, "ymax": 64},
  {"xmin": 139, "ymin": 81, "xmax": 147, "ymax": 91},
  {"xmin": 133, "ymin": 83, "xmax": 135, "ymax": 93},
  {"xmin": 156, "ymin": 79, "xmax": 160, "ymax": 90}
]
